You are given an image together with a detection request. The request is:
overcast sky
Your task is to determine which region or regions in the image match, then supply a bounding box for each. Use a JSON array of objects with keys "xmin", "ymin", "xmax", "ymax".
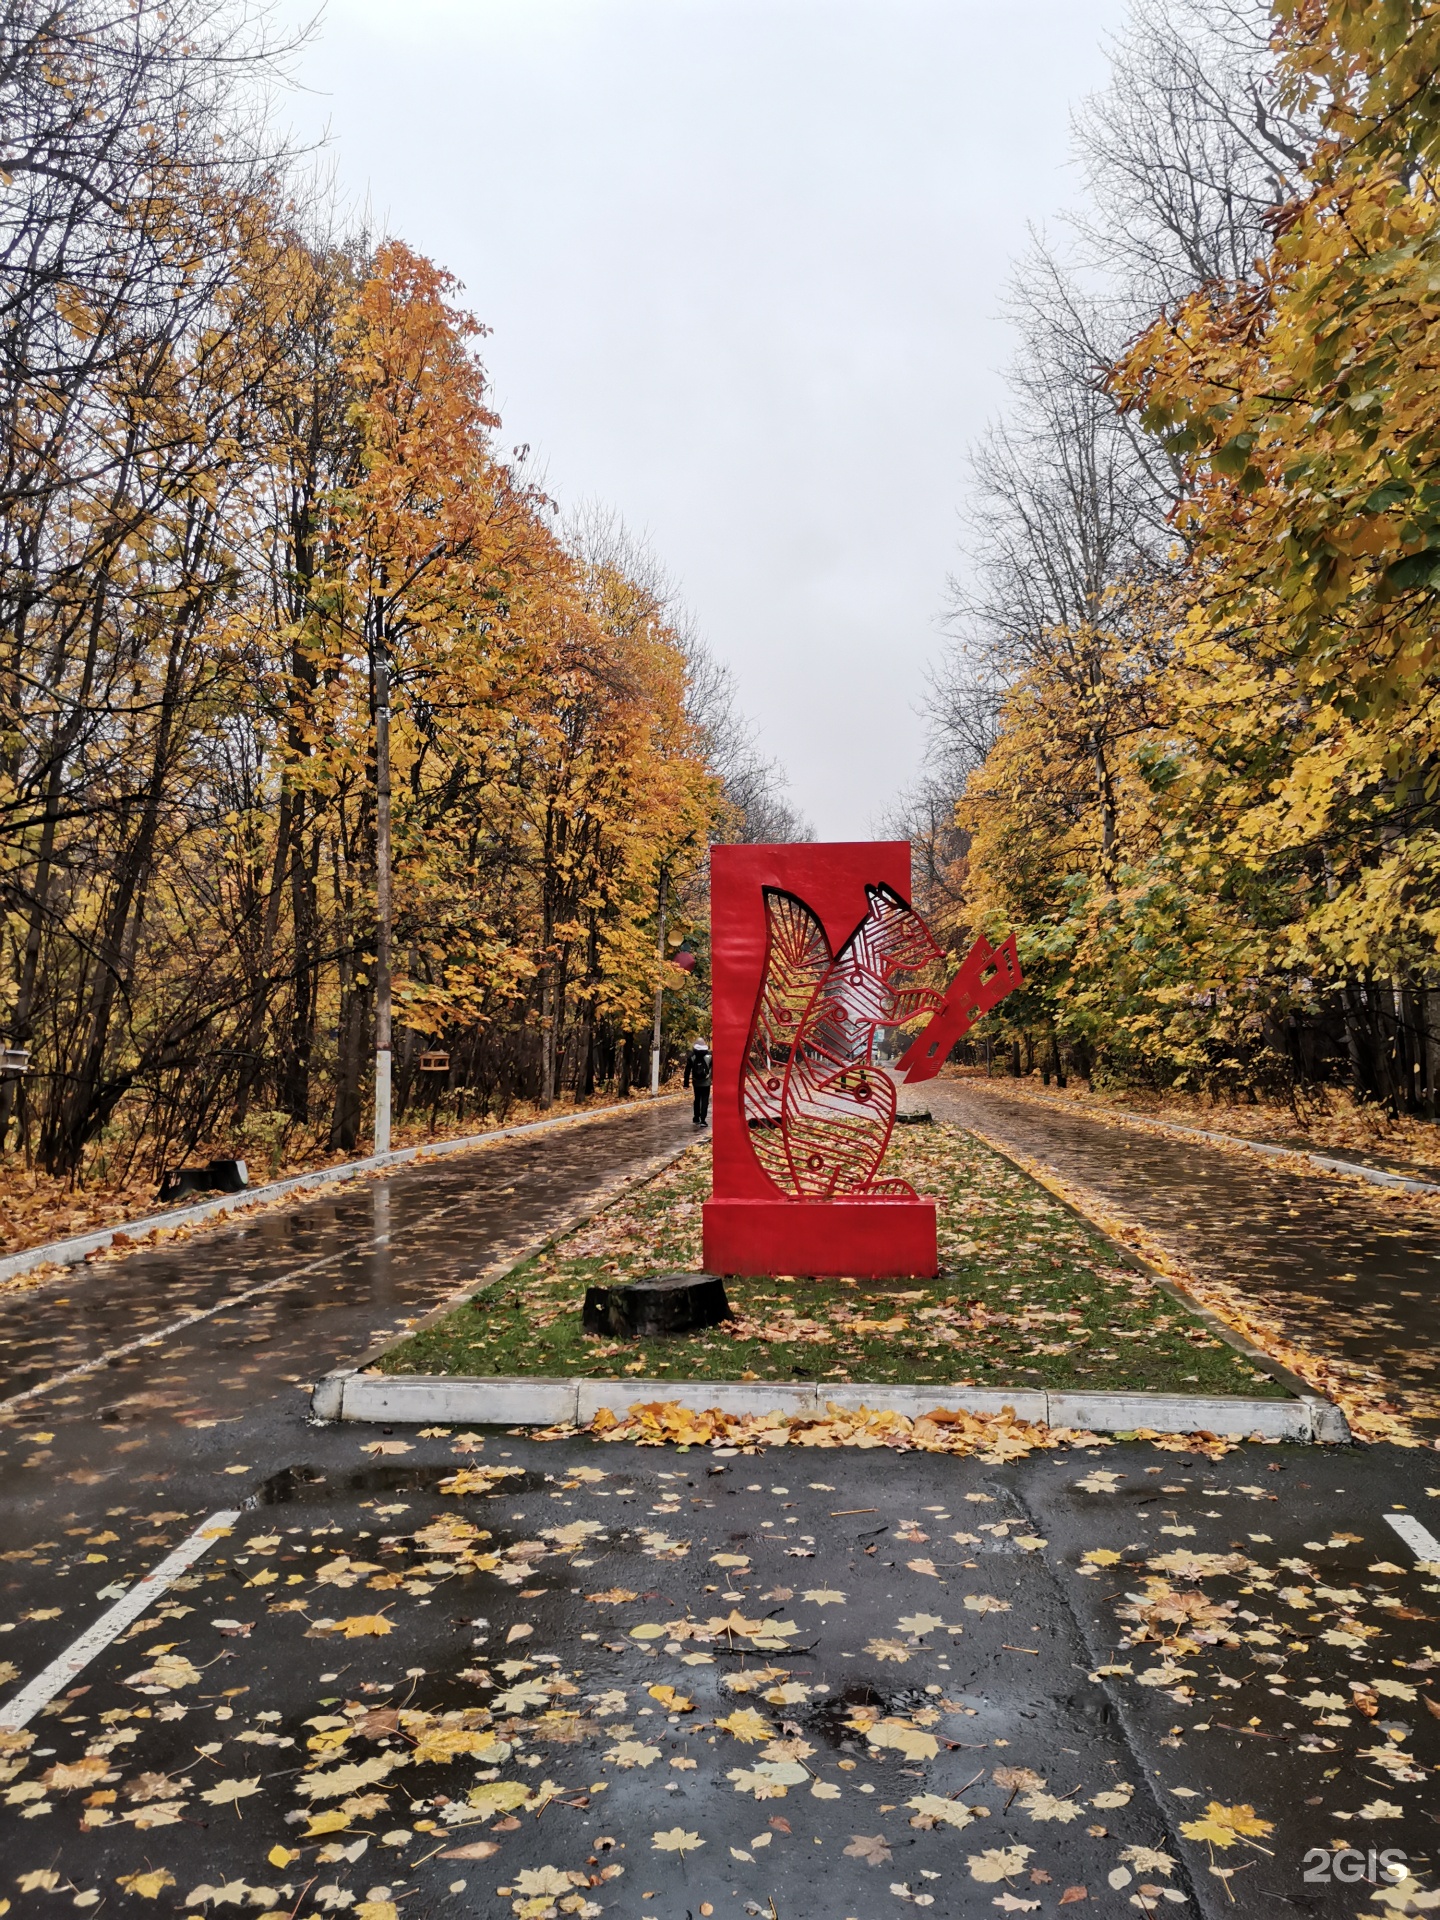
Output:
[{"xmin": 276, "ymin": 0, "xmax": 1131, "ymax": 838}]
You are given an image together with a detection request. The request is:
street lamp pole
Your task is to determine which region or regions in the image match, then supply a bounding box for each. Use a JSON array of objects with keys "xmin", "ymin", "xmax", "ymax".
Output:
[
  {"xmin": 373, "ymin": 643, "xmax": 393, "ymax": 1155},
  {"xmin": 650, "ymin": 863, "xmax": 667, "ymax": 1097}
]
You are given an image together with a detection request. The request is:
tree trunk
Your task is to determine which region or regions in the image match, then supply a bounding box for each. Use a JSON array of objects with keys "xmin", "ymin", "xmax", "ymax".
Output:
[
  {"xmin": 235, "ymin": 787, "xmax": 292, "ymax": 1125},
  {"xmin": 46, "ymin": 619, "xmax": 188, "ymax": 1175},
  {"xmin": 330, "ymin": 978, "xmax": 367, "ymax": 1153},
  {"xmin": 283, "ymin": 803, "xmax": 319, "ymax": 1124},
  {"xmin": 372, "ymin": 638, "xmax": 392, "ymax": 1153},
  {"xmin": 538, "ymin": 966, "xmax": 555, "ymax": 1111},
  {"xmin": 1425, "ymin": 989, "xmax": 1440, "ymax": 1122},
  {"xmin": 329, "ymin": 837, "xmax": 365, "ymax": 1152}
]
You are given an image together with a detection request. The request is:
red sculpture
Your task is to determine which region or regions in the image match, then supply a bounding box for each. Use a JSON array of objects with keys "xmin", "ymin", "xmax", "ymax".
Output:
[
  {"xmin": 703, "ymin": 842, "xmax": 1023, "ymax": 1279},
  {"xmin": 896, "ymin": 928, "xmax": 1023, "ymax": 1084},
  {"xmin": 741, "ymin": 884, "xmax": 943, "ymax": 1199}
]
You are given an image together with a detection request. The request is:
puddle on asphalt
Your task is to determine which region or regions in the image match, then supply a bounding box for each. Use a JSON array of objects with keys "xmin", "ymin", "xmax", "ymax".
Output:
[
  {"xmin": 806, "ymin": 1679, "xmax": 987, "ymax": 1754},
  {"xmin": 248, "ymin": 1460, "xmax": 551, "ymax": 1504}
]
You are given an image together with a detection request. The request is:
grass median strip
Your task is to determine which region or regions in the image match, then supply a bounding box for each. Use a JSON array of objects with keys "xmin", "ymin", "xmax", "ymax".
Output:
[{"xmin": 377, "ymin": 1121, "xmax": 1288, "ymax": 1397}]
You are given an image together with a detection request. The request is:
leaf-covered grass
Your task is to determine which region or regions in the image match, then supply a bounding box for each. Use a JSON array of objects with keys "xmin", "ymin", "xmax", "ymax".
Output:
[{"xmin": 378, "ymin": 1120, "xmax": 1289, "ymax": 1396}]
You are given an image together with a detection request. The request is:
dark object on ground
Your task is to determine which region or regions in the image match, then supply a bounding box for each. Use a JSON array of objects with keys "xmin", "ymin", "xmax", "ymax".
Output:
[
  {"xmin": 894, "ymin": 1110, "xmax": 932, "ymax": 1125},
  {"xmin": 582, "ymin": 1272, "xmax": 731, "ymax": 1339},
  {"xmin": 159, "ymin": 1158, "xmax": 250, "ymax": 1203}
]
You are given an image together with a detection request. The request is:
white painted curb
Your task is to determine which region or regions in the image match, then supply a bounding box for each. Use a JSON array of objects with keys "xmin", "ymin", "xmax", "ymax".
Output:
[
  {"xmin": 313, "ymin": 1368, "xmax": 1347, "ymax": 1443},
  {"xmin": 0, "ymin": 1097, "xmax": 684, "ymax": 1288}
]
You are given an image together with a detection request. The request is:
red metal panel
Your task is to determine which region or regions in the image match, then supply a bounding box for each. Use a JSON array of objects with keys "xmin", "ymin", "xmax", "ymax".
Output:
[
  {"xmin": 702, "ymin": 1197, "xmax": 938, "ymax": 1280},
  {"xmin": 708, "ymin": 842, "xmax": 912, "ymax": 1204},
  {"xmin": 705, "ymin": 841, "xmax": 941, "ymax": 1277}
]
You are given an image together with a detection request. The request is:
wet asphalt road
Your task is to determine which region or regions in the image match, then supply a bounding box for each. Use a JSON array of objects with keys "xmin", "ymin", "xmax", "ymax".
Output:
[
  {"xmin": 0, "ymin": 1092, "xmax": 1438, "ymax": 1916},
  {"xmin": 0, "ymin": 1430, "xmax": 1436, "ymax": 1918},
  {"xmin": 0, "ymin": 1100, "xmax": 691, "ymax": 1680},
  {"xmin": 928, "ymin": 1081, "xmax": 1440, "ymax": 1430}
]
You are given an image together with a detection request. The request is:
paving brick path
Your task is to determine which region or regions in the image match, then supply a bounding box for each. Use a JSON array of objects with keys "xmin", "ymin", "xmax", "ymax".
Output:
[{"xmin": 925, "ymin": 1079, "xmax": 1440, "ymax": 1430}]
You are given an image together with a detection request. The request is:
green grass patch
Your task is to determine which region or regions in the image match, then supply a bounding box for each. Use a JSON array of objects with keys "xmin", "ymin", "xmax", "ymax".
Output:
[{"xmin": 378, "ymin": 1121, "xmax": 1289, "ymax": 1396}]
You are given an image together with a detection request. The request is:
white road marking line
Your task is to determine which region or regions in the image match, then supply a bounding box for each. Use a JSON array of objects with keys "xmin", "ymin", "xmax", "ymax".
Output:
[
  {"xmin": 0, "ymin": 1509, "xmax": 242, "ymax": 1731},
  {"xmin": 1385, "ymin": 1513, "xmax": 1440, "ymax": 1561}
]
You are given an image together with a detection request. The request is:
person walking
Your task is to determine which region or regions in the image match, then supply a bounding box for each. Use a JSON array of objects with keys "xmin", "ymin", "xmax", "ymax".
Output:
[{"xmin": 683, "ymin": 1036, "xmax": 712, "ymax": 1126}]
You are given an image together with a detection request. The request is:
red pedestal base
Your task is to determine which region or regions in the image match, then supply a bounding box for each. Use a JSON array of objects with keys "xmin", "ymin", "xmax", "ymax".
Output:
[{"xmin": 702, "ymin": 1198, "xmax": 938, "ymax": 1279}]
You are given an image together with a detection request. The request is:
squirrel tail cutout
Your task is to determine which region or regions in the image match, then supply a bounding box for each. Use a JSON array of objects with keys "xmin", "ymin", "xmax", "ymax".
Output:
[{"xmin": 741, "ymin": 884, "xmax": 945, "ymax": 1199}]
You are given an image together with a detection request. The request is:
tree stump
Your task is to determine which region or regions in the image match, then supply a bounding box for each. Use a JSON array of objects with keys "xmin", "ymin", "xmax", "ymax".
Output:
[
  {"xmin": 583, "ymin": 1272, "xmax": 731, "ymax": 1340},
  {"xmin": 158, "ymin": 1157, "xmax": 250, "ymax": 1202}
]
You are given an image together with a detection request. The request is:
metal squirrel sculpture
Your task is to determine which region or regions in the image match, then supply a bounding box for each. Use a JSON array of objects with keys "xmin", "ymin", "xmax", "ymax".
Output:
[{"xmin": 740, "ymin": 883, "xmax": 1022, "ymax": 1201}]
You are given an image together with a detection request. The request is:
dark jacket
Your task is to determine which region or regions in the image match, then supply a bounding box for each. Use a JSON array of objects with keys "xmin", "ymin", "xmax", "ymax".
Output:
[{"xmin": 683, "ymin": 1046, "xmax": 713, "ymax": 1090}]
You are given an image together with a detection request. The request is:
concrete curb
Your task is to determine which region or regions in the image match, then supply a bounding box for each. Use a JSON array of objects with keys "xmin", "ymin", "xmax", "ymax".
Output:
[
  {"xmin": 311, "ymin": 1368, "xmax": 1344, "ymax": 1443},
  {"xmin": 0, "ymin": 1097, "xmax": 685, "ymax": 1288}
]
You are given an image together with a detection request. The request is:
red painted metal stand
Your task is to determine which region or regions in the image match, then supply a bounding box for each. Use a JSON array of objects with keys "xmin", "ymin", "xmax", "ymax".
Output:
[
  {"xmin": 702, "ymin": 842, "xmax": 1024, "ymax": 1281},
  {"xmin": 702, "ymin": 843, "xmax": 934, "ymax": 1278}
]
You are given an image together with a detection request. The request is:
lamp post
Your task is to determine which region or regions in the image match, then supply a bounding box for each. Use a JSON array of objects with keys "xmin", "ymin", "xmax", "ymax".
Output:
[
  {"xmin": 649, "ymin": 863, "xmax": 667, "ymax": 1097},
  {"xmin": 373, "ymin": 643, "xmax": 393, "ymax": 1155},
  {"xmin": 649, "ymin": 831, "xmax": 699, "ymax": 1098}
]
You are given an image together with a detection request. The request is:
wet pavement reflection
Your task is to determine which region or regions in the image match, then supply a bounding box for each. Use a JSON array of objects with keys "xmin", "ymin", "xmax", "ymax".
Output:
[
  {"xmin": 1, "ymin": 1426, "xmax": 1436, "ymax": 1919},
  {"xmin": 0, "ymin": 1103, "xmax": 691, "ymax": 1410},
  {"xmin": 0, "ymin": 1102, "xmax": 691, "ymax": 1580}
]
